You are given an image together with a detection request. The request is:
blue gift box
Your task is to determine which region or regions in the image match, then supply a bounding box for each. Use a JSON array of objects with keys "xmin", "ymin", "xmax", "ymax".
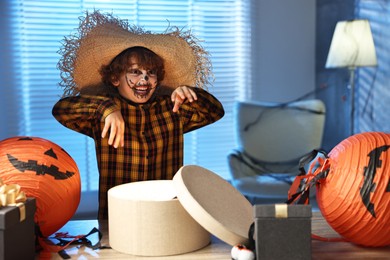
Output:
[{"xmin": 0, "ymin": 198, "xmax": 36, "ymax": 260}]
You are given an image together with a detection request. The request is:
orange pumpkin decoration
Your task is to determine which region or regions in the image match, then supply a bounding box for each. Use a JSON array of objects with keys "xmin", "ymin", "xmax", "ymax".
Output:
[
  {"xmin": 288, "ymin": 132, "xmax": 390, "ymax": 247},
  {"xmin": 0, "ymin": 136, "xmax": 81, "ymax": 237}
]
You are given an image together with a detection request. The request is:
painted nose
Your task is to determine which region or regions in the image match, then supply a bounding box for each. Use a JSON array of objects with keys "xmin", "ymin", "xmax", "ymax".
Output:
[{"xmin": 140, "ymin": 74, "xmax": 149, "ymax": 81}]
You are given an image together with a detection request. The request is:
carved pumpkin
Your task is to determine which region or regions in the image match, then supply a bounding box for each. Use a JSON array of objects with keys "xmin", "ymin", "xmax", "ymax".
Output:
[
  {"xmin": 289, "ymin": 132, "xmax": 390, "ymax": 247},
  {"xmin": 0, "ymin": 136, "xmax": 81, "ymax": 237}
]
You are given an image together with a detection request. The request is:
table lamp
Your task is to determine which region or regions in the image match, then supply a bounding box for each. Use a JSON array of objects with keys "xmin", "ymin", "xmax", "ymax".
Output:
[{"xmin": 325, "ymin": 19, "xmax": 377, "ymax": 135}]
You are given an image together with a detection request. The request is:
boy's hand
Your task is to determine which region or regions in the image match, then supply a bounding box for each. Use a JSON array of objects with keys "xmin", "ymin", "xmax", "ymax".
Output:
[
  {"xmin": 102, "ymin": 110, "xmax": 125, "ymax": 148},
  {"xmin": 171, "ymin": 86, "xmax": 197, "ymax": 113}
]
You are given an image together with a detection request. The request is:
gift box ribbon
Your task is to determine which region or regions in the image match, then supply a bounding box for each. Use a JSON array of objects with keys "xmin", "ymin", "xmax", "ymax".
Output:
[
  {"xmin": 0, "ymin": 179, "xmax": 27, "ymax": 221},
  {"xmin": 275, "ymin": 204, "xmax": 288, "ymax": 218}
]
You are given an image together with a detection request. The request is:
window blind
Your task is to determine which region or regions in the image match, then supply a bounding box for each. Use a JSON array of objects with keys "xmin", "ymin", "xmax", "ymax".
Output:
[
  {"xmin": 3, "ymin": 1, "xmax": 250, "ymax": 216},
  {"xmin": 355, "ymin": 1, "xmax": 390, "ymax": 133}
]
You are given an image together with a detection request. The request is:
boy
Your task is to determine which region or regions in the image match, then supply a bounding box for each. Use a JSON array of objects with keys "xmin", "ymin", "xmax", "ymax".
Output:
[{"xmin": 53, "ymin": 10, "xmax": 224, "ymax": 219}]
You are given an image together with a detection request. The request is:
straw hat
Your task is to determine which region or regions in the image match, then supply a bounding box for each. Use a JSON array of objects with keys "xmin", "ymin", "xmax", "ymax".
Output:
[{"xmin": 57, "ymin": 10, "xmax": 212, "ymax": 96}]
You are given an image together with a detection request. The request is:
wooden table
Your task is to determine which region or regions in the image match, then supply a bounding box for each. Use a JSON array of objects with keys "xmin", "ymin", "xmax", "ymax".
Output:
[{"xmin": 39, "ymin": 211, "xmax": 390, "ymax": 259}]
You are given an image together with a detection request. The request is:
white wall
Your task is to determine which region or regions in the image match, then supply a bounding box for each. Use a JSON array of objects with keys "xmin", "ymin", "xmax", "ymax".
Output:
[{"xmin": 251, "ymin": 0, "xmax": 316, "ymax": 103}]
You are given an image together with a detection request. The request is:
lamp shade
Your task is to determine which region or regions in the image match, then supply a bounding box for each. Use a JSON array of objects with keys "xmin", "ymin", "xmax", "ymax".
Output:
[{"xmin": 325, "ymin": 19, "xmax": 377, "ymax": 68}]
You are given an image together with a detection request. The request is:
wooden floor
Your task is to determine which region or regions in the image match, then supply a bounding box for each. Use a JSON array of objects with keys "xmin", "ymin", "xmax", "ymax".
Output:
[
  {"xmin": 37, "ymin": 211, "xmax": 390, "ymax": 259},
  {"xmin": 311, "ymin": 213, "xmax": 390, "ymax": 259}
]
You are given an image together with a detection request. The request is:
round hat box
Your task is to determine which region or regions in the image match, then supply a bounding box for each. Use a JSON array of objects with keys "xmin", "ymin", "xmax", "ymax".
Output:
[
  {"xmin": 108, "ymin": 180, "xmax": 210, "ymax": 256},
  {"xmin": 108, "ymin": 165, "xmax": 253, "ymax": 256}
]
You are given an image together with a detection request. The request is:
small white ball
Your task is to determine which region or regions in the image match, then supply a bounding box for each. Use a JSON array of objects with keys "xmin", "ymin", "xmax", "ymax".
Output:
[
  {"xmin": 237, "ymin": 248, "xmax": 255, "ymax": 260},
  {"xmin": 231, "ymin": 244, "xmax": 246, "ymax": 260}
]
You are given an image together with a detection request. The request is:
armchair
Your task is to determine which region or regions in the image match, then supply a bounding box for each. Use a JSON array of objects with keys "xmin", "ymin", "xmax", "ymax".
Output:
[{"xmin": 228, "ymin": 99, "xmax": 326, "ymax": 203}]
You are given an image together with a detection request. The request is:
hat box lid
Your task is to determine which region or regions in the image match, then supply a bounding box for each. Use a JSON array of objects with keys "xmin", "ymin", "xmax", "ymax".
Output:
[{"xmin": 172, "ymin": 165, "xmax": 253, "ymax": 246}]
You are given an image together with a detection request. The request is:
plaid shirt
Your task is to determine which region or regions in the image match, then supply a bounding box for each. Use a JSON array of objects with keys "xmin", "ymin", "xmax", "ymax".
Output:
[{"xmin": 52, "ymin": 88, "xmax": 224, "ymax": 219}]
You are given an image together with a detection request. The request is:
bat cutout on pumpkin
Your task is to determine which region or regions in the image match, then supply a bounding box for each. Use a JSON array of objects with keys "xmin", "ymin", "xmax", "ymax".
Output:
[
  {"xmin": 360, "ymin": 145, "xmax": 390, "ymax": 218},
  {"xmin": 6, "ymin": 153, "xmax": 75, "ymax": 180}
]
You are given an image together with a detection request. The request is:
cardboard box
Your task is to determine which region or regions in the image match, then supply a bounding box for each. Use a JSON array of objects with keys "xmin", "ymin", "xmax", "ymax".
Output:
[
  {"xmin": 0, "ymin": 198, "xmax": 36, "ymax": 260},
  {"xmin": 254, "ymin": 204, "xmax": 312, "ymax": 260}
]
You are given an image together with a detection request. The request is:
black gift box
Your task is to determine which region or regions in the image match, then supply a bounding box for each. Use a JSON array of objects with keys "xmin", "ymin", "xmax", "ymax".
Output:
[
  {"xmin": 254, "ymin": 204, "xmax": 312, "ymax": 260},
  {"xmin": 0, "ymin": 198, "xmax": 36, "ymax": 260}
]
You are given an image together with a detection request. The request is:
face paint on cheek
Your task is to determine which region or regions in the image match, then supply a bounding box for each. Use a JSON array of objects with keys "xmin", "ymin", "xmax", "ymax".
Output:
[
  {"xmin": 128, "ymin": 79, "xmax": 136, "ymax": 88},
  {"xmin": 125, "ymin": 74, "xmax": 137, "ymax": 88}
]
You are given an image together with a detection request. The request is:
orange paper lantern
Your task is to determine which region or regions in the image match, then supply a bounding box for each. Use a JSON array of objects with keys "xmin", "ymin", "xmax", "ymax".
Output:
[
  {"xmin": 0, "ymin": 136, "xmax": 81, "ymax": 237},
  {"xmin": 289, "ymin": 132, "xmax": 390, "ymax": 247}
]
